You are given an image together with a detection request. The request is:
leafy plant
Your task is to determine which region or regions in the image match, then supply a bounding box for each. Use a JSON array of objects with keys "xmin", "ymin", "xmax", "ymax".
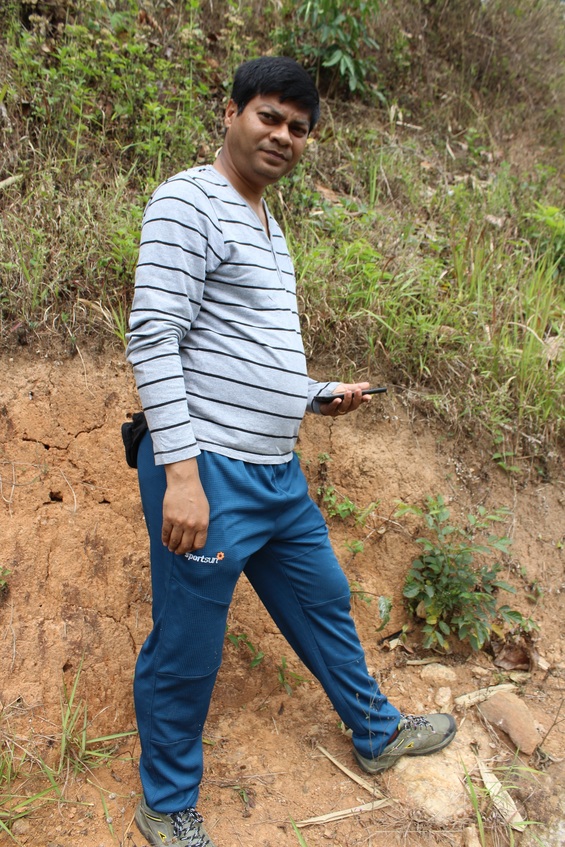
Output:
[
  {"xmin": 277, "ymin": 657, "xmax": 308, "ymax": 696},
  {"xmin": 526, "ymin": 202, "xmax": 565, "ymax": 274},
  {"xmin": 398, "ymin": 496, "xmax": 537, "ymax": 651},
  {"xmin": 0, "ymin": 566, "xmax": 10, "ymax": 596},
  {"xmin": 225, "ymin": 629, "xmax": 265, "ymax": 668},
  {"xmin": 376, "ymin": 595, "xmax": 393, "ymax": 632},
  {"xmin": 318, "ymin": 483, "xmax": 377, "ymax": 525},
  {"xmin": 279, "ymin": 0, "xmax": 381, "ymax": 95}
]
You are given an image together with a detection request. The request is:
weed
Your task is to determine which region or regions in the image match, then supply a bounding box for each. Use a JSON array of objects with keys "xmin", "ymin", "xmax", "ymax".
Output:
[
  {"xmin": 55, "ymin": 659, "xmax": 136, "ymax": 777},
  {"xmin": 376, "ymin": 595, "xmax": 393, "ymax": 632},
  {"xmin": 349, "ymin": 580, "xmax": 371, "ymax": 604},
  {"xmin": 491, "ymin": 433, "xmax": 521, "ymax": 475},
  {"xmin": 318, "ymin": 483, "xmax": 377, "ymax": 525},
  {"xmin": 463, "ymin": 757, "xmax": 543, "ymax": 846},
  {"xmin": 0, "ymin": 566, "xmax": 10, "ymax": 595},
  {"xmin": 526, "ymin": 202, "xmax": 565, "ymax": 275},
  {"xmin": 398, "ymin": 496, "xmax": 538, "ymax": 651},
  {"xmin": 277, "ymin": 657, "xmax": 308, "ymax": 696},
  {"xmin": 345, "ymin": 539, "xmax": 365, "ymax": 556},
  {"xmin": 225, "ymin": 629, "xmax": 265, "ymax": 669}
]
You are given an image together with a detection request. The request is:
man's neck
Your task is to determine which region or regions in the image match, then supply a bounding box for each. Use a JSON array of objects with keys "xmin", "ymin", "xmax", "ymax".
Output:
[{"xmin": 213, "ymin": 151, "xmax": 268, "ymax": 230}]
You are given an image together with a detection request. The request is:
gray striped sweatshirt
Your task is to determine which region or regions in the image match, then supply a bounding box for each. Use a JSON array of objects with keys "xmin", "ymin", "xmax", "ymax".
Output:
[{"xmin": 126, "ymin": 165, "xmax": 336, "ymax": 465}]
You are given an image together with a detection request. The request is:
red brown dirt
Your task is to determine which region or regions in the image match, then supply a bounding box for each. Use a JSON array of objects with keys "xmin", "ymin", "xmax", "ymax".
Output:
[{"xmin": 1, "ymin": 349, "xmax": 564, "ymax": 847}]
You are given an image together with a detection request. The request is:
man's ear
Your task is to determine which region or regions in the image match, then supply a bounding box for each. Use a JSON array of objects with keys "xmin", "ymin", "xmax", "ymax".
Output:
[{"xmin": 224, "ymin": 99, "xmax": 238, "ymax": 128}]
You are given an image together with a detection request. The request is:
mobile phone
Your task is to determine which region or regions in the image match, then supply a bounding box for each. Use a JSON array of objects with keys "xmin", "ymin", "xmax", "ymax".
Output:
[{"xmin": 315, "ymin": 386, "xmax": 387, "ymax": 403}]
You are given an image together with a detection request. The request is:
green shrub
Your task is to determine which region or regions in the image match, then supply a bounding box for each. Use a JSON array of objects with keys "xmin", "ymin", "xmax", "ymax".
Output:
[
  {"xmin": 398, "ymin": 496, "xmax": 537, "ymax": 651},
  {"xmin": 278, "ymin": 0, "xmax": 381, "ymax": 95}
]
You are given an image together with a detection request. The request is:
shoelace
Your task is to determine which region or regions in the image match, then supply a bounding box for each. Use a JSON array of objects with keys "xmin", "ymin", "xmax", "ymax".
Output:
[
  {"xmin": 170, "ymin": 808, "xmax": 210, "ymax": 846},
  {"xmin": 399, "ymin": 713, "xmax": 433, "ymax": 731}
]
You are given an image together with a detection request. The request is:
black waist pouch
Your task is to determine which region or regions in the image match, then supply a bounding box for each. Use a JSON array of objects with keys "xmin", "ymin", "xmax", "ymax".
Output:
[{"xmin": 121, "ymin": 411, "xmax": 148, "ymax": 469}]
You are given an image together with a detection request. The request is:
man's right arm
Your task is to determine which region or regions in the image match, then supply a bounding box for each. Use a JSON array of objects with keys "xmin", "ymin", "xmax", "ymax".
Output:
[{"xmin": 162, "ymin": 458, "xmax": 210, "ymax": 555}]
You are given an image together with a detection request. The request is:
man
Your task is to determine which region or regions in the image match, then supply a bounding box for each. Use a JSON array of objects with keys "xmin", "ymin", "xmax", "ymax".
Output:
[{"xmin": 126, "ymin": 56, "xmax": 456, "ymax": 847}]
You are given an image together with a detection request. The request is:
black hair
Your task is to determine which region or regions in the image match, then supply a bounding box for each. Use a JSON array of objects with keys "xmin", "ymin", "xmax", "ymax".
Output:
[{"xmin": 230, "ymin": 56, "xmax": 320, "ymax": 131}]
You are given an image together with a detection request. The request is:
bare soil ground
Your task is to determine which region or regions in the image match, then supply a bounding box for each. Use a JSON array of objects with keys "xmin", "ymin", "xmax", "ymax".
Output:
[{"xmin": 1, "ymin": 350, "xmax": 564, "ymax": 847}]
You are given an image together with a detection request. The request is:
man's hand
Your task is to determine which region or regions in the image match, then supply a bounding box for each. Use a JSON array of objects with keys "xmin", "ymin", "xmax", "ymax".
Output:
[
  {"xmin": 319, "ymin": 382, "xmax": 372, "ymax": 418},
  {"xmin": 162, "ymin": 458, "xmax": 209, "ymax": 555}
]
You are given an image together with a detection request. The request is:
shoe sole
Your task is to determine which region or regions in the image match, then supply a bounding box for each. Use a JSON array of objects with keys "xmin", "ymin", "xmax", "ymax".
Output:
[{"xmin": 354, "ymin": 716, "xmax": 457, "ymax": 775}]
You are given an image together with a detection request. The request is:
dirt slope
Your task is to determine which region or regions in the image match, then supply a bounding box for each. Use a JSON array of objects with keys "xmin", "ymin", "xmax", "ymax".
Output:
[{"xmin": 0, "ymin": 350, "xmax": 564, "ymax": 847}]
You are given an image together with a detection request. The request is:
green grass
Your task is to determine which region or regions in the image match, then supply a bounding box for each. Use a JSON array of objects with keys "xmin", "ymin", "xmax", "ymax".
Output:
[
  {"xmin": 0, "ymin": 0, "xmax": 563, "ymax": 452},
  {"xmin": 0, "ymin": 663, "xmax": 136, "ymax": 841}
]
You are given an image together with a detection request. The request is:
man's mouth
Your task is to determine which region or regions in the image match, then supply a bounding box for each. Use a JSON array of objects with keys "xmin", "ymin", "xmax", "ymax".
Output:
[{"xmin": 261, "ymin": 148, "xmax": 288, "ymax": 162}]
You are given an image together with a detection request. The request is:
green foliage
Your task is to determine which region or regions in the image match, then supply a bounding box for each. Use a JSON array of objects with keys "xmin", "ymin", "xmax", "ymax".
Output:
[
  {"xmin": 56, "ymin": 660, "xmax": 136, "ymax": 776},
  {"xmin": 7, "ymin": 11, "xmax": 210, "ymax": 178},
  {"xmin": 295, "ymin": 157, "xmax": 565, "ymax": 445},
  {"xmin": 0, "ymin": 566, "xmax": 10, "ymax": 595},
  {"xmin": 376, "ymin": 595, "xmax": 393, "ymax": 632},
  {"xmin": 0, "ymin": 0, "xmax": 563, "ymax": 452},
  {"xmin": 0, "ymin": 662, "xmax": 135, "ymax": 839},
  {"xmin": 225, "ymin": 629, "xmax": 265, "ymax": 668},
  {"xmin": 278, "ymin": 0, "xmax": 381, "ymax": 95},
  {"xmin": 398, "ymin": 496, "xmax": 537, "ymax": 651},
  {"xmin": 526, "ymin": 203, "xmax": 565, "ymax": 274},
  {"xmin": 277, "ymin": 656, "xmax": 308, "ymax": 696}
]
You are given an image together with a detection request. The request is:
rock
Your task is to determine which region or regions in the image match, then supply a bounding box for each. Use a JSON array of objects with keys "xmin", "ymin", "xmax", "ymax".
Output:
[
  {"xmin": 11, "ymin": 819, "xmax": 31, "ymax": 836},
  {"xmin": 434, "ymin": 686, "xmax": 453, "ymax": 709},
  {"xmin": 420, "ymin": 663, "xmax": 458, "ymax": 682},
  {"xmin": 385, "ymin": 723, "xmax": 473, "ymax": 823},
  {"xmin": 478, "ymin": 691, "xmax": 539, "ymax": 754}
]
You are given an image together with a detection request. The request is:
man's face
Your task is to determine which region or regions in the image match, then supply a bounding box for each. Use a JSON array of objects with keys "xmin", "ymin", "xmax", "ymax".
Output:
[{"xmin": 223, "ymin": 93, "xmax": 311, "ymax": 191}]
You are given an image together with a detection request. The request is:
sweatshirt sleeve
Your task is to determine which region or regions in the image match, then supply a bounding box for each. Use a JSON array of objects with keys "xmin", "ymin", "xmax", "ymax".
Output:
[
  {"xmin": 126, "ymin": 176, "xmax": 225, "ymax": 465},
  {"xmin": 306, "ymin": 378, "xmax": 341, "ymax": 414}
]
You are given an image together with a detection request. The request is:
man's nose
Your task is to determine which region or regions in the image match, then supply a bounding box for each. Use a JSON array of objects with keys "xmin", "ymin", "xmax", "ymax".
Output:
[{"xmin": 271, "ymin": 123, "xmax": 292, "ymax": 145}]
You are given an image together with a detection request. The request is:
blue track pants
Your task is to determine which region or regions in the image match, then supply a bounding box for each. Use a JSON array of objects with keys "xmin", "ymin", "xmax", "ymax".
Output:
[{"xmin": 135, "ymin": 433, "xmax": 401, "ymax": 812}]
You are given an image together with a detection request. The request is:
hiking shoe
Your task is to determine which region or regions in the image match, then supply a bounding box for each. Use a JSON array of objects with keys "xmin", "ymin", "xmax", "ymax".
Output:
[
  {"xmin": 135, "ymin": 796, "xmax": 217, "ymax": 847},
  {"xmin": 353, "ymin": 713, "xmax": 457, "ymax": 775}
]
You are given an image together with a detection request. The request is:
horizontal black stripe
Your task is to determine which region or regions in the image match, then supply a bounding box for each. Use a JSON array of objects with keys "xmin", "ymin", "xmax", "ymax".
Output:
[
  {"xmin": 184, "ymin": 343, "xmax": 304, "ymax": 374},
  {"xmin": 184, "ymin": 366, "xmax": 307, "ymax": 392},
  {"xmin": 188, "ymin": 393, "xmax": 303, "ymax": 422}
]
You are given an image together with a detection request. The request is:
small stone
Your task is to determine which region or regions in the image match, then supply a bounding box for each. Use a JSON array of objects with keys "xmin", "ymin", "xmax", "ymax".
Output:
[
  {"xmin": 434, "ymin": 686, "xmax": 453, "ymax": 708},
  {"xmin": 11, "ymin": 820, "xmax": 31, "ymax": 835},
  {"xmin": 478, "ymin": 691, "xmax": 539, "ymax": 754},
  {"xmin": 420, "ymin": 663, "xmax": 458, "ymax": 682}
]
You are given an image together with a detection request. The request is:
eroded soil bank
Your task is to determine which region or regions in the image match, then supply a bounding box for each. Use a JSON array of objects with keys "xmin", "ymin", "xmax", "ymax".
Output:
[{"xmin": 1, "ymin": 350, "xmax": 564, "ymax": 846}]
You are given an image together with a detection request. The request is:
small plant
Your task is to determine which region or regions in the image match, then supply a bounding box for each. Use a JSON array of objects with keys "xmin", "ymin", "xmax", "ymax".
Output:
[
  {"xmin": 463, "ymin": 758, "xmax": 543, "ymax": 847},
  {"xmin": 319, "ymin": 484, "xmax": 357, "ymax": 520},
  {"xmin": 277, "ymin": 657, "xmax": 308, "ymax": 696},
  {"xmin": 376, "ymin": 595, "xmax": 393, "ymax": 632},
  {"xmin": 345, "ymin": 538, "xmax": 365, "ymax": 556},
  {"xmin": 318, "ymin": 483, "xmax": 377, "ymax": 525},
  {"xmin": 349, "ymin": 580, "xmax": 371, "ymax": 604},
  {"xmin": 398, "ymin": 496, "xmax": 537, "ymax": 651},
  {"xmin": 491, "ymin": 433, "xmax": 521, "ymax": 475},
  {"xmin": 0, "ymin": 566, "xmax": 10, "ymax": 596},
  {"xmin": 56, "ymin": 660, "xmax": 136, "ymax": 777},
  {"xmin": 225, "ymin": 629, "xmax": 265, "ymax": 668}
]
